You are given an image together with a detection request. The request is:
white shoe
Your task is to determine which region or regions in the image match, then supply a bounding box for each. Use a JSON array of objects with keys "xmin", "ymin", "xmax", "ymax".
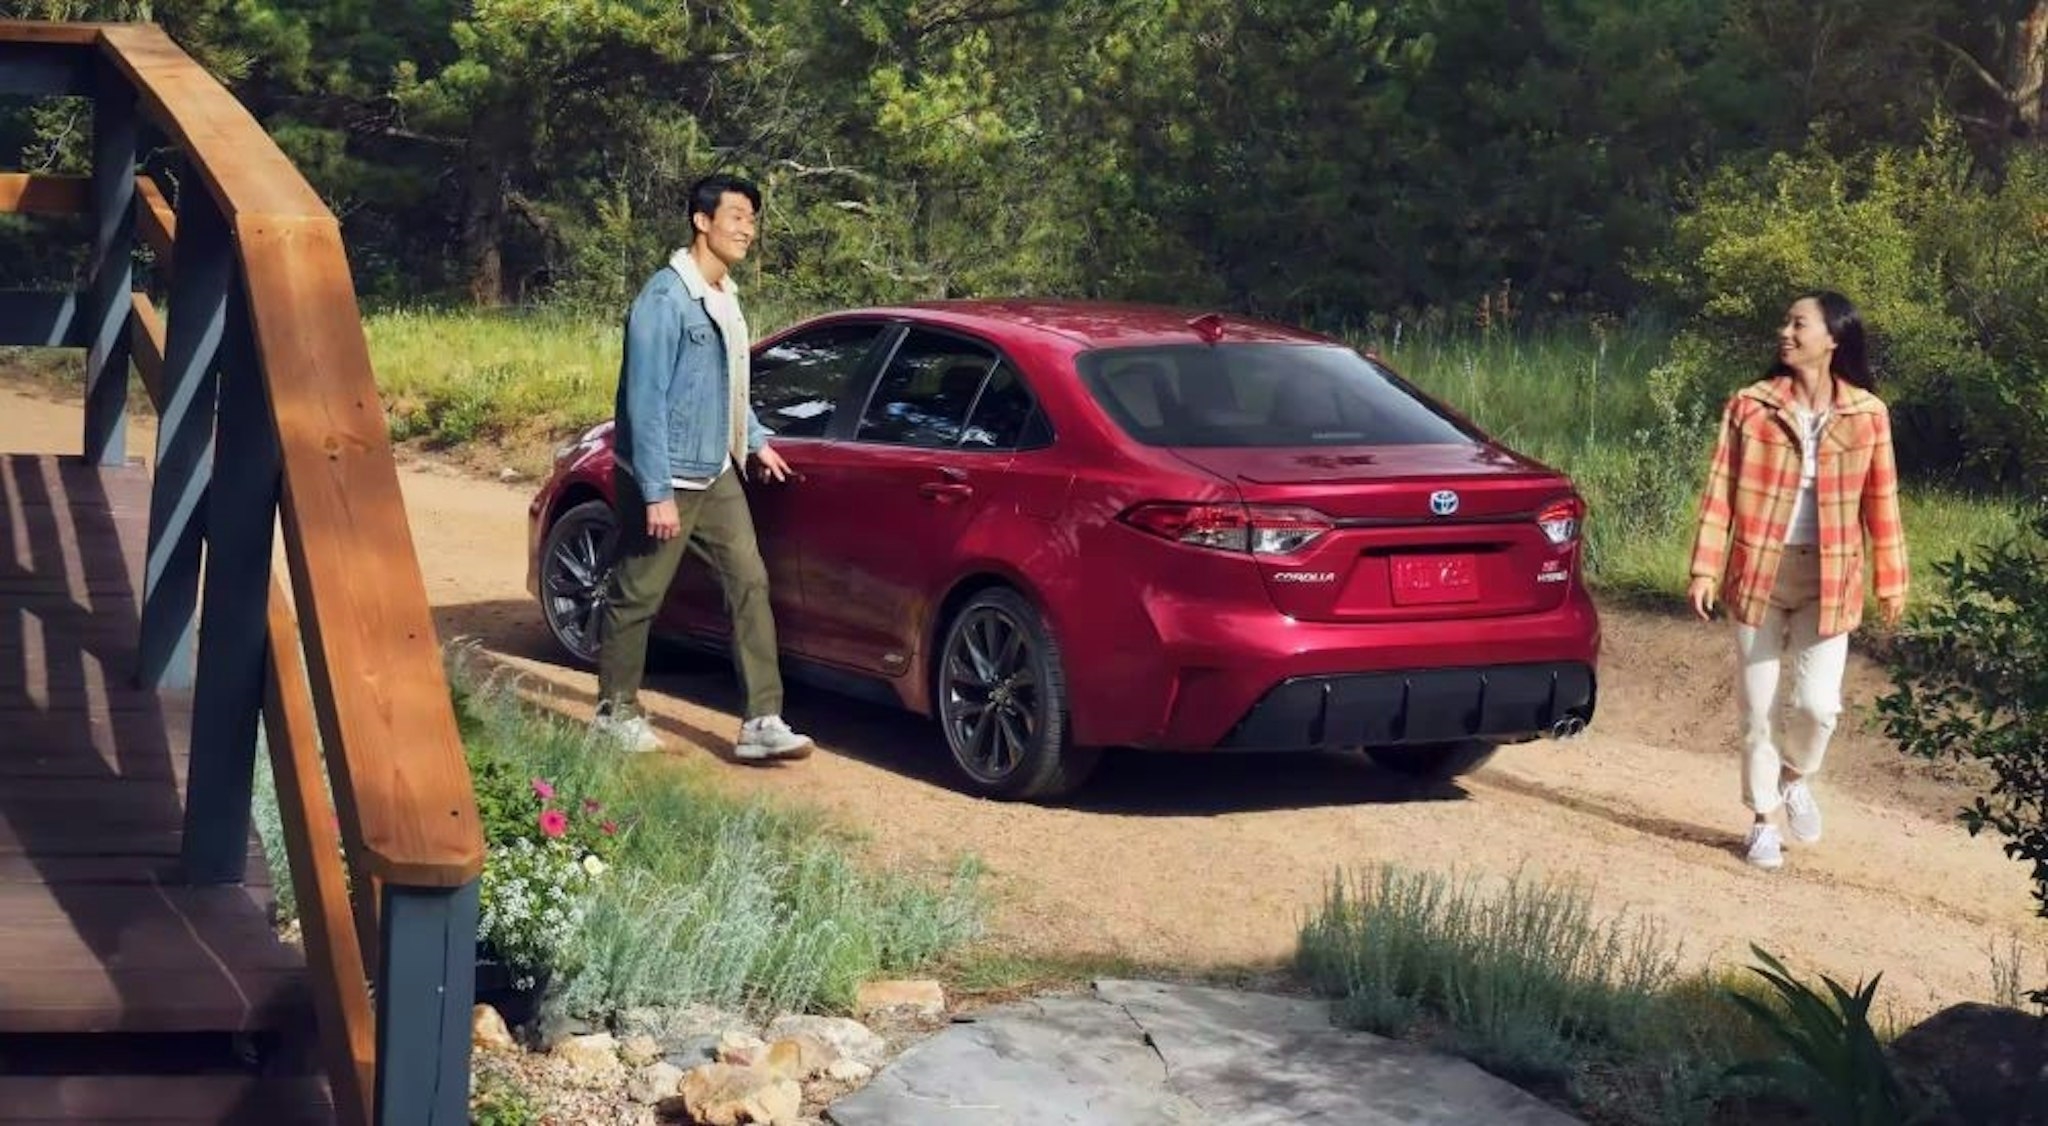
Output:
[
  {"xmin": 1782, "ymin": 779, "xmax": 1822, "ymax": 843},
  {"xmin": 592, "ymin": 708, "xmax": 662, "ymax": 753},
  {"xmin": 1745, "ymin": 823, "xmax": 1784, "ymax": 870},
  {"xmin": 735, "ymin": 715, "xmax": 812, "ymax": 762}
]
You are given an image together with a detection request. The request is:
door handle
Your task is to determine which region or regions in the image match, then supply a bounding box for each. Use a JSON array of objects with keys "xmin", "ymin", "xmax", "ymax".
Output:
[{"xmin": 918, "ymin": 482, "xmax": 974, "ymax": 502}]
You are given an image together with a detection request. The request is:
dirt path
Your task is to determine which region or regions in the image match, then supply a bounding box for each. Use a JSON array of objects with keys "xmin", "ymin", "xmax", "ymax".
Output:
[{"xmin": 7, "ymin": 380, "xmax": 2036, "ymax": 1023}]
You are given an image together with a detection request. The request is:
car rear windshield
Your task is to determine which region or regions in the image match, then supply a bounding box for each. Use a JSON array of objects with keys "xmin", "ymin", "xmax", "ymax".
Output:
[{"xmin": 1076, "ymin": 343, "xmax": 1479, "ymax": 448}]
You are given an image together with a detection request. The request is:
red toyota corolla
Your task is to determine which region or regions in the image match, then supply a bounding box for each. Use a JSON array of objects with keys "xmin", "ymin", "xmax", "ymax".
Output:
[{"xmin": 528, "ymin": 301, "xmax": 1599, "ymax": 800}]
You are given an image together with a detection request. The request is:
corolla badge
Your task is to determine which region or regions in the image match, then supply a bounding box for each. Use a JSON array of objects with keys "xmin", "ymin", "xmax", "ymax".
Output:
[{"xmin": 1429, "ymin": 489, "xmax": 1460, "ymax": 517}]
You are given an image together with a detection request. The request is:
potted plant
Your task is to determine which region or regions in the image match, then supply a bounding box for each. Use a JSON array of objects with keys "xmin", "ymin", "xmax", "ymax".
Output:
[{"xmin": 472, "ymin": 759, "xmax": 618, "ymax": 1029}]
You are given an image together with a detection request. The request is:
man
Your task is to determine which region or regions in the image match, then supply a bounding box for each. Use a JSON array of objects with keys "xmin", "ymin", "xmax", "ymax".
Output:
[{"xmin": 592, "ymin": 173, "xmax": 812, "ymax": 762}]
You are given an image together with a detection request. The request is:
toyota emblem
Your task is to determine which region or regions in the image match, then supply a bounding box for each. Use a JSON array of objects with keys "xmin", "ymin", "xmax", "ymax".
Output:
[{"xmin": 1429, "ymin": 490, "xmax": 1460, "ymax": 517}]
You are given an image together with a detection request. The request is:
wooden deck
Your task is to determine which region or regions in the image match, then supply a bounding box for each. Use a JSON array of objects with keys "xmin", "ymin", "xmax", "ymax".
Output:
[{"xmin": 0, "ymin": 453, "xmax": 329, "ymax": 1122}]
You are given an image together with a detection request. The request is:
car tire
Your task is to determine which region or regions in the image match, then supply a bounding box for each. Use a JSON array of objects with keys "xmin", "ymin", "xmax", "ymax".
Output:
[
  {"xmin": 936, "ymin": 588, "xmax": 1101, "ymax": 801},
  {"xmin": 538, "ymin": 498, "xmax": 618, "ymax": 667},
  {"xmin": 1366, "ymin": 740, "xmax": 1499, "ymax": 780}
]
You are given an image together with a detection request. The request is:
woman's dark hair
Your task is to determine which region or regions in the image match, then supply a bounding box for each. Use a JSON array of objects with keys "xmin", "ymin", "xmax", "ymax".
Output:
[
  {"xmin": 687, "ymin": 173, "xmax": 762, "ymax": 229},
  {"xmin": 1774, "ymin": 289, "xmax": 1875, "ymax": 390}
]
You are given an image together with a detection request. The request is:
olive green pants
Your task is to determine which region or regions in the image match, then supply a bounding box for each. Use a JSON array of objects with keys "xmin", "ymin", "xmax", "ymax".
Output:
[{"xmin": 597, "ymin": 466, "xmax": 782, "ymax": 720}]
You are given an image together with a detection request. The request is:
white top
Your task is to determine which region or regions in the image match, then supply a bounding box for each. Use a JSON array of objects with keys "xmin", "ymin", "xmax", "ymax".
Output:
[
  {"xmin": 667, "ymin": 248, "xmax": 750, "ymax": 491},
  {"xmin": 1784, "ymin": 404, "xmax": 1831, "ymax": 546}
]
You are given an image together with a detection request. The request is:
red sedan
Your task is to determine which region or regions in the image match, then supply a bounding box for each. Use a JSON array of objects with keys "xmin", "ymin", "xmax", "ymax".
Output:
[{"xmin": 528, "ymin": 301, "xmax": 1599, "ymax": 799}]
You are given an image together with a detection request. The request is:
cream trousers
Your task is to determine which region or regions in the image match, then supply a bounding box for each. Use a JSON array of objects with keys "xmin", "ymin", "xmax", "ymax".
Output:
[{"xmin": 1734, "ymin": 546, "xmax": 1850, "ymax": 814}]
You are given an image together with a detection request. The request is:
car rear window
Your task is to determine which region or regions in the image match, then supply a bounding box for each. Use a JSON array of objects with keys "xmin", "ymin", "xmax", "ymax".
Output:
[{"xmin": 1076, "ymin": 344, "xmax": 1479, "ymax": 448}]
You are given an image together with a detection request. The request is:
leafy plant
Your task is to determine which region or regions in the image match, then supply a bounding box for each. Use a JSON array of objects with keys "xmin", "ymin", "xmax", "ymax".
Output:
[
  {"xmin": 1722, "ymin": 945, "xmax": 1915, "ymax": 1125},
  {"xmin": 472, "ymin": 749, "xmax": 622, "ymax": 988},
  {"xmin": 1879, "ymin": 502, "xmax": 2048, "ymax": 1003}
]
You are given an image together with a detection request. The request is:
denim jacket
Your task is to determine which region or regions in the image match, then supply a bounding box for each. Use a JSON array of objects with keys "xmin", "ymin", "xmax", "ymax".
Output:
[{"xmin": 613, "ymin": 263, "xmax": 771, "ymax": 503}]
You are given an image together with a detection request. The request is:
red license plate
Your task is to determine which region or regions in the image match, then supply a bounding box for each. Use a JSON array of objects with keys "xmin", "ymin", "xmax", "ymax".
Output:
[{"xmin": 1390, "ymin": 554, "xmax": 1480, "ymax": 605}]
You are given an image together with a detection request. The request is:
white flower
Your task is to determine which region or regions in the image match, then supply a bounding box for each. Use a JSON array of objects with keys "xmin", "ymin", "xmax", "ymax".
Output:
[{"xmin": 581, "ymin": 855, "xmax": 608, "ymax": 878}]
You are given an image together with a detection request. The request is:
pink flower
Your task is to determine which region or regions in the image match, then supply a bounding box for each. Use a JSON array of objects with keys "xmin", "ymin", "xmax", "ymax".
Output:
[
  {"xmin": 601, "ymin": 820, "xmax": 618, "ymax": 836},
  {"xmin": 539, "ymin": 810, "xmax": 568, "ymax": 838},
  {"xmin": 531, "ymin": 778, "xmax": 556, "ymax": 801},
  {"xmin": 582, "ymin": 798, "xmax": 603, "ymax": 814}
]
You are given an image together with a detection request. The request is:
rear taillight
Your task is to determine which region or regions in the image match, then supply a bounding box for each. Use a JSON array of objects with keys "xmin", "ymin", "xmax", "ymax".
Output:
[
  {"xmin": 1120, "ymin": 502, "xmax": 1333, "ymax": 555},
  {"xmin": 1537, "ymin": 496, "xmax": 1584, "ymax": 546}
]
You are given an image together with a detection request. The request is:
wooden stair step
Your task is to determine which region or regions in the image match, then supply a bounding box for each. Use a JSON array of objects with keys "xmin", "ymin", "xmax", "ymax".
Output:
[{"xmin": 0, "ymin": 1074, "xmax": 333, "ymax": 1123}]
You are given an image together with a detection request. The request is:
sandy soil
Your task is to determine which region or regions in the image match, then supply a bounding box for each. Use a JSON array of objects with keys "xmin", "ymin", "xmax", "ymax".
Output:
[{"xmin": 6, "ymin": 379, "xmax": 2037, "ymax": 1024}]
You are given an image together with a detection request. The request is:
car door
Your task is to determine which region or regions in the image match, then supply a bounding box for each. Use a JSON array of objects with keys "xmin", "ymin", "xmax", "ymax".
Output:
[
  {"xmin": 793, "ymin": 327, "xmax": 1048, "ymax": 677},
  {"xmin": 657, "ymin": 319, "xmax": 890, "ymax": 656}
]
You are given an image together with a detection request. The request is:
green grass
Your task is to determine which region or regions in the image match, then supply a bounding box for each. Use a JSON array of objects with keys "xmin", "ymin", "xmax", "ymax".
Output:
[
  {"xmin": 250, "ymin": 643, "xmax": 985, "ymax": 1022},
  {"xmin": 362, "ymin": 297, "xmax": 825, "ymax": 460},
  {"xmin": 1294, "ymin": 864, "xmax": 1932, "ymax": 1125},
  {"xmin": 1373, "ymin": 321, "xmax": 2036, "ymax": 611},
  {"xmin": 444, "ymin": 650, "xmax": 985, "ymax": 1019}
]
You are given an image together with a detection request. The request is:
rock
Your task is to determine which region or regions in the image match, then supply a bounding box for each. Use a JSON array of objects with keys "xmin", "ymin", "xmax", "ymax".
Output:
[
  {"xmin": 762, "ymin": 1033, "xmax": 839, "ymax": 1082},
  {"xmin": 471, "ymin": 1004, "xmax": 516, "ymax": 1053},
  {"xmin": 628, "ymin": 1061, "xmax": 686, "ymax": 1105},
  {"xmin": 823, "ymin": 1058, "xmax": 873, "ymax": 1084},
  {"xmin": 498, "ymin": 466, "xmax": 522, "ymax": 482},
  {"xmin": 535, "ymin": 1010, "xmax": 596, "ymax": 1052},
  {"xmin": 854, "ymin": 979, "xmax": 946, "ymax": 1020},
  {"xmin": 664, "ymin": 1033, "xmax": 725, "ymax": 1070},
  {"xmin": 621, "ymin": 1033, "xmax": 665, "ymax": 1068},
  {"xmin": 553, "ymin": 1032, "xmax": 626, "ymax": 1084},
  {"xmin": 1890, "ymin": 1002, "xmax": 2048, "ymax": 1124},
  {"xmin": 664, "ymin": 1063, "xmax": 803, "ymax": 1126},
  {"xmin": 716, "ymin": 1029, "xmax": 769, "ymax": 1067},
  {"xmin": 763, "ymin": 1014, "xmax": 888, "ymax": 1069}
]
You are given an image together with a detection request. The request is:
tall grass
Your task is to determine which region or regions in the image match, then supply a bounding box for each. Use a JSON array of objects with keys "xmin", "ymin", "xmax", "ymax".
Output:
[
  {"xmin": 247, "ymin": 644, "xmax": 986, "ymax": 1019},
  {"xmin": 363, "ymin": 297, "xmax": 824, "ymax": 457},
  {"xmin": 447, "ymin": 651, "xmax": 984, "ymax": 1019},
  {"xmin": 1294, "ymin": 864, "xmax": 1925, "ymax": 1124},
  {"xmin": 1372, "ymin": 321, "xmax": 2034, "ymax": 606}
]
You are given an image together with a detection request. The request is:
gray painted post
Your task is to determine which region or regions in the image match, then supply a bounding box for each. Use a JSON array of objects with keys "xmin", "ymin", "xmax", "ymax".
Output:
[
  {"xmin": 374, "ymin": 882, "xmax": 480, "ymax": 1126},
  {"xmin": 179, "ymin": 288, "xmax": 273, "ymax": 885},
  {"xmin": 0, "ymin": 292, "xmax": 84, "ymax": 347},
  {"xmin": 138, "ymin": 186, "xmax": 233, "ymax": 690},
  {"xmin": 82, "ymin": 56, "xmax": 137, "ymax": 467}
]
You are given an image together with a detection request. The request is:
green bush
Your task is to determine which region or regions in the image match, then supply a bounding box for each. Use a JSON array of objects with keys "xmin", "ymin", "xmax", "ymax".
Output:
[
  {"xmin": 1296, "ymin": 865, "xmax": 1692, "ymax": 1087},
  {"xmin": 1879, "ymin": 502, "xmax": 2048, "ymax": 1004},
  {"xmin": 445, "ymin": 649, "xmax": 986, "ymax": 1018},
  {"xmin": 1723, "ymin": 946, "xmax": 1918, "ymax": 1125},
  {"xmin": 1644, "ymin": 116, "xmax": 2048, "ymax": 483}
]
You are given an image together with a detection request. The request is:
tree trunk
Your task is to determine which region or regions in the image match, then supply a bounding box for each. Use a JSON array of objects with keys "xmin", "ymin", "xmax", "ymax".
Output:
[
  {"xmin": 459, "ymin": 107, "xmax": 514, "ymax": 307},
  {"xmin": 2013, "ymin": 0, "xmax": 2046, "ymax": 137}
]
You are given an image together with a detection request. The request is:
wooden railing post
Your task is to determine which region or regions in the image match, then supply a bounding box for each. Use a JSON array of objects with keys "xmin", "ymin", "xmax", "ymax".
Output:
[
  {"xmin": 180, "ymin": 286, "xmax": 272, "ymax": 885},
  {"xmin": 81, "ymin": 53, "xmax": 135, "ymax": 466},
  {"xmin": 137, "ymin": 182, "xmax": 230, "ymax": 690},
  {"xmin": 374, "ymin": 882, "xmax": 480, "ymax": 1126}
]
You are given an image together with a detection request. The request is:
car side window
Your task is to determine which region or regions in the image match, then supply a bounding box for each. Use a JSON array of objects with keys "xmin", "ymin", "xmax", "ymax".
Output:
[
  {"xmin": 960, "ymin": 364, "xmax": 1048, "ymax": 450},
  {"xmin": 751, "ymin": 323, "xmax": 883, "ymax": 438},
  {"xmin": 856, "ymin": 330, "xmax": 999, "ymax": 449}
]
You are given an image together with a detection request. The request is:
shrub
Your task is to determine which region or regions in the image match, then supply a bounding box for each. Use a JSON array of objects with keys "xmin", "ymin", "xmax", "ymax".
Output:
[
  {"xmin": 1296, "ymin": 865, "xmax": 1689, "ymax": 1086},
  {"xmin": 1723, "ymin": 945, "xmax": 1916, "ymax": 1125},
  {"xmin": 1879, "ymin": 502, "xmax": 2048, "ymax": 1004},
  {"xmin": 1643, "ymin": 116, "xmax": 2048, "ymax": 484}
]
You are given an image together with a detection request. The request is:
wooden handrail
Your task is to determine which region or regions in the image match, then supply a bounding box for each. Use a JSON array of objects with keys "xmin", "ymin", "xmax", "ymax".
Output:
[
  {"xmin": 0, "ymin": 173, "xmax": 87, "ymax": 214},
  {"xmin": 99, "ymin": 24, "xmax": 484, "ymax": 888},
  {"xmin": 0, "ymin": 19, "xmax": 487, "ymax": 1123}
]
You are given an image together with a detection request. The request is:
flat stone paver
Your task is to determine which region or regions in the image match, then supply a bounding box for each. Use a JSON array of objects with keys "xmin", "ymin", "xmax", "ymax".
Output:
[{"xmin": 825, "ymin": 979, "xmax": 1580, "ymax": 1125}]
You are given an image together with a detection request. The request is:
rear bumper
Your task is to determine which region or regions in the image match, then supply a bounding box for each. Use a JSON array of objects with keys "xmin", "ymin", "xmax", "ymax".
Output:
[{"xmin": 1218, "ymin": 661, "xmax": 1596, "ymax": 751}]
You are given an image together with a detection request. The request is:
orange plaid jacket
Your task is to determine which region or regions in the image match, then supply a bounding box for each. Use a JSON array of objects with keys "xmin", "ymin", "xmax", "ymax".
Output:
[{"xmin": 1689, "ymin": 376, "xmax": 1908, "ymax": 638}]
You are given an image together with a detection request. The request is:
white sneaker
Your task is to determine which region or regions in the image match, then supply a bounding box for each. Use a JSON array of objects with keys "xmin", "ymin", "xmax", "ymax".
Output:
[
  {"xmin": 1782, "ymin": 779, "xmax": 1822, "ymax": 843},
  {"xmin": 1745, "ymin": 823, "xmax": 1784, "ymax": 870},
  {"xmin": 734, "ymin": 715, "xmax": 812, "ymax": 762},
  {"xmin": 592, "ymin": 708, "xmax": 662, "ymax": 753}
]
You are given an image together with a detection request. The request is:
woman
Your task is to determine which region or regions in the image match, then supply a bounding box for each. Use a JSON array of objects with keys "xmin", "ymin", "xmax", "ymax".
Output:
[{"xmin": 1687, "ymin": 291, "xmax": 1908, "ymax": 871}]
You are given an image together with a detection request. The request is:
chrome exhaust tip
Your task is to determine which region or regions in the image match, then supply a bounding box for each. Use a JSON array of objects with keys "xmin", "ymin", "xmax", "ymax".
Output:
[{"xmin": 1549, "ymin": 716, "xmax": 1586, "ymax": 740}]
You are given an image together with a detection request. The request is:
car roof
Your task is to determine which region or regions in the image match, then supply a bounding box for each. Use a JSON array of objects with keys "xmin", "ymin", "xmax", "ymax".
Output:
[{"xmin": 815, "ymin": 299, "xmax": 1338, "ymax": 350}]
